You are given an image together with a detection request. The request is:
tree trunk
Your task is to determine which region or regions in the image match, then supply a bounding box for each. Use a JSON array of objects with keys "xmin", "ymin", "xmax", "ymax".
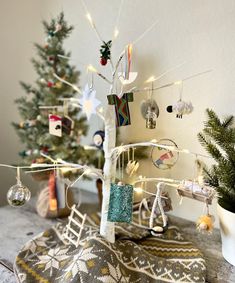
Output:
[{"xmin": 100, "ymin": 106, "xmax": 116, "ymax": 243}]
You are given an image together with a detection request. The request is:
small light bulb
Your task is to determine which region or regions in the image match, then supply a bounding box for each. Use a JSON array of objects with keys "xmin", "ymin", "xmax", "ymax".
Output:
[
  {"xmin": 134, "ymin": 187, "xmax": 143, "ymax": 194},
  {"xmin": 174, "ymin": 80, "xmax": 182, "ymax": 85},
  {"xmin": 145, "ymin": 76, "xmax": 155, "ymax": 83},
  {"xmin": 86, "ymin": 13, "xmax": 92, "ymax": 23},
  {"xmin": 87, "ymin": 64, "xmax": 97, "ymax": 73},
  {"xmin": 114, "ymin": 28, "xmax": 119, "ymax": 38}
]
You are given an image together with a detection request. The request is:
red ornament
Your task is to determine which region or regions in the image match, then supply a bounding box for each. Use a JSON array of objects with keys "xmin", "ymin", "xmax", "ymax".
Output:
[
  {"xmin": 100, "ymin": 57, "xmax": 107, "ymax": 66},
  {"xmin": 48, "ymin": 56, "xmax": 54, "ymax": 61},
  {"xmin": 47, "ymin": 81, "xmax": 54, "ymax": 88}
]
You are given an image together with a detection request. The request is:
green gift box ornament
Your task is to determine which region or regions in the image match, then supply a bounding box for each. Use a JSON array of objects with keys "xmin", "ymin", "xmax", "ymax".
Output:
[{"xmin": 108, "ymin": 183, "xmax": 133, "ymax": 223}]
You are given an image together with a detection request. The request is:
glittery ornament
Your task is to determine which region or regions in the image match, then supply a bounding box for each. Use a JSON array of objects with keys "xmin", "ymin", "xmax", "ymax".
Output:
[
  {"xmin": 107, "ymin": 183, "xmax": 133, "ymax": 223},
  {"xmin": 7, "ymin": 168, "xmax": 31, "ymax": 207}
]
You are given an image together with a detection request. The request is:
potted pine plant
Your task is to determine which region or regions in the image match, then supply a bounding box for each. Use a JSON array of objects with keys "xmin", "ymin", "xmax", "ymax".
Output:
[{"xmin": 198, "ymin": 109, "xmax": 235, "ymax": 266}]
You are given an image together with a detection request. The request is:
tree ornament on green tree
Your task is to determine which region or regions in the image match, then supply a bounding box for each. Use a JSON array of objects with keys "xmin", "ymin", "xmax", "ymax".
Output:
[
  {"xmin": 12, "ymin": 12, "xmax": 95, "ymax": 177},
  {"xmin": 100, "ymin": 40, "xmax": 112, "ymax": 66}
]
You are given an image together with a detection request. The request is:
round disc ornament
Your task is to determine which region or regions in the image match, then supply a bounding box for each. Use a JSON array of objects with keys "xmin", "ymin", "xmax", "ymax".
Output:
[
  {"xmin": 151, "ymin": 139, "xmax": 179, "ymax": 170},
  {"xmin": 141, "ymin": 99, "xmax": 159, "ymax": 129}
]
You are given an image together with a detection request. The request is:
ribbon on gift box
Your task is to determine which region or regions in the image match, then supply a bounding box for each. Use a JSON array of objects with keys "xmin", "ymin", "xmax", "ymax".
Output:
[{"xmin": 49, "ymin": 115, "xmax": 62, "ymax": 121}]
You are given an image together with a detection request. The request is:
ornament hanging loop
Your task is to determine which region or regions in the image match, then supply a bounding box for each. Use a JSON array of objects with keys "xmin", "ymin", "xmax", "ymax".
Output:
[
  {"xmin": 63, "ymin": 100, "xmax": 69, "ymax": 117},
  {"xmin": 178, "ymin": 81, "xmax": 184, "ymax": 101},
  {"xmin": 16, "ymin": 167, "xmax": 21, "ymax": 185}
]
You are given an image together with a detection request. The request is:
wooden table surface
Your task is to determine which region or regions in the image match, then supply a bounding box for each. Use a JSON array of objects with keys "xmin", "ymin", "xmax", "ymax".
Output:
[{"xmin": 0, "ymin": 190, "xmax": 234, "ymax": 283}]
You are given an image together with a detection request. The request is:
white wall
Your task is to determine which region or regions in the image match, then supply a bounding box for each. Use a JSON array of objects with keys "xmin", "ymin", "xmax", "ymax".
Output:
[
  {"xmin": 0, "ymin": 0, "xmax": 53, "ymax": 206},
  {"xmin": 1, "ymin": 0, "xmax": 235, "ymax": 226}
]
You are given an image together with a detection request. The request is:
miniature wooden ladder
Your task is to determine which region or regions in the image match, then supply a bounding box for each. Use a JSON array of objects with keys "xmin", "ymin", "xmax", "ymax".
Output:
[{"xmin": 63, "ymin": 204, "xmax": 87, "ymax": 247}]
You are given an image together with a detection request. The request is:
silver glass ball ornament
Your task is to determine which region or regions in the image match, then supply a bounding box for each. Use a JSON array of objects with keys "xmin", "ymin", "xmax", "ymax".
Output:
[{"xmin": 7, "ymin": 182, "xmax": 31, "ymax": 207}]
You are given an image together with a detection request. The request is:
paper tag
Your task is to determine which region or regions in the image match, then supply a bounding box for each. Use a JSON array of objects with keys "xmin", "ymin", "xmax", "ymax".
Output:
[
  {"xmin": 56, "ymin": 176, "xmax": 66, "ymax": 209},
  {"xmin": 49, "ymin": 114, "xmax": 62, "ymax": 137}
]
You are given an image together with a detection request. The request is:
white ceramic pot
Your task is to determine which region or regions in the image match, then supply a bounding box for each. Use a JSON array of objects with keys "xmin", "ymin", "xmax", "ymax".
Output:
[{"xmin": 217, "ymin": 203, "xmax": 235, "ymax": 266}]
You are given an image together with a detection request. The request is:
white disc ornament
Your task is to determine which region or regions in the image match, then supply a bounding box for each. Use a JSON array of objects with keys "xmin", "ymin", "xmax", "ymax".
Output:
[
  {"xmin": 7, "ymin": 182, "xmax": 31, "ymax": 207},
  {"xmin": 151, "ymin": 139, "xmax": 179, "ymax": 170},
  {"xmin": 141, "ymin": 99, "xmax": 159, "ymax": 129}
]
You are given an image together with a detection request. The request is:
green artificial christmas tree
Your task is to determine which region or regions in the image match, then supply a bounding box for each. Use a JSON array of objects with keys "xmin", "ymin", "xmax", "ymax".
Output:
[
  {"xmin": 198, "ymin": 109, "xmax": 235, "ymax": 213},
  {"xmin": 12, "ymin": 13, "xmax": 95, "ymax": 171}
]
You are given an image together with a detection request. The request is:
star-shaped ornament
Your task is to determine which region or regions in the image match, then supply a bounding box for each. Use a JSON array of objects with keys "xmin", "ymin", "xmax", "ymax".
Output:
[{"xmin": 79, "ymin": 84, "xmax": 101, "ymax": 120}]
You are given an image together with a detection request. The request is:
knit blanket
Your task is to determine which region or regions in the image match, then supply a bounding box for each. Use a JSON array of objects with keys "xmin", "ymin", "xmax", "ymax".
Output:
[{"xmin": 14, "ymin": 213, "xmax": 206, "ymax": 283}]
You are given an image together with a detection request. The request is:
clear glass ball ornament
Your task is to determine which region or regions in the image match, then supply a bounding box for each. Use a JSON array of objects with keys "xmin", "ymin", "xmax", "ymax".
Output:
[{"xmin": 7, "ymin": 182, "xmax": 31, "ymax": 207}]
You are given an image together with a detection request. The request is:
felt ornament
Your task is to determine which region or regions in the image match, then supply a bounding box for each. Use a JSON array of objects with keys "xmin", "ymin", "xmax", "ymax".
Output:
[
  {"xmin": 196, "ymin": 214, "xmax": 214, "ymax": 233},
  {"xmin": 140, "ymin": 99, "xmax": 159, "ymax": 129},
  {"xmin": 93, "ymin": 130, "xmax": 105, "ymax": 148},
  {"xmin": 151, "ymin": 139, "xmax": 179, "ymax": 170},
  {"xmin": 166, "ymin": 100, "xmax": 193, "ymax": 118},
  {"xmin": 107, "ymin": 92, "xmax": 134, "ymax": 127},
  {"xmin": 48, "ymin": 172, "xmax": 57, "ymax": 211},
  {"xmin": 7, "ymin": 168, "xmax": 31, "ymax": 207},
  {"xmin": 79, "ymin": 84, "xmax": 101, "ymax": 120},
  {"xmin": 107, "ymin": 182, "xmax": 133, "ymax": 223},
  {"xmin": 49, "ymin": 114, "xmax": 62, "ymax": 137}
]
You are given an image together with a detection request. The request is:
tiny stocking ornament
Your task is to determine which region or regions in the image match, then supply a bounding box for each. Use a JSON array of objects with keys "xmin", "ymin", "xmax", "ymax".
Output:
[{"xmin": 7, "ymin": 167, "xmax": 31, "ymax": 207}]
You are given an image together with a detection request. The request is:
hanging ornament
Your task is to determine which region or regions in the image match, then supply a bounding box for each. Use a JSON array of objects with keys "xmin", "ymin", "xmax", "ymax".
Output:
[
  {"xmin": 124, "ymin": 44, "xmax": 132, "ymax": 80},
  {"xmin": 141, "ymin": 83, "xmax": 159, "ymax": 129},
  {"xmin": 55, "ymin": 24, "xmax": 62, "ymax": 32},
  {"xmin": 47, "ymin": 81, "xmax": 55, "ymax": 88},
  {"xmin": 49, "ymin": 114, "xmax": 62, "ymax": 137},
  {"xmin": 19, "ymin": 120, "xmax": 37, "ymax": 129},
  {"xmin": 7, "ymin": 167, "xmax": 31, "ymax": 207},
  {"xmin": 63, "ymin": 204, "xmax": 87, "ymax": 247},
  {"xmin": 118, "ymin": 72, "xmax": 138, "ymax": 85},
  {"xmin": 61, "ymin": 101, "xmax": 74, "ymax": 135},
  {"xmin": 48, "ymin": 55, "xmax": 55, "ymax": 62},
  {"xmin": 107, "ymin": 182, "xmax": 133, "ymax": 223},
  {"xmin": 48, "ymin": 172, "xmax": 57, "ymax": 211},
  {"xmin": 196, "ymin": 214, "xmax": 214, "ymax": 233},
  {"xmin": 79, "ymin": 84, "xmax": 101, "ymax": 120},
  {"xmin": 166, "ymin": 100, "xmax": 193, "ymax": 118},
  {"xmin": 167, "ymin": 81, "xmax": 193, "ymax": 118},
  {"xmin": 177, "ymin": 180, "xmax": 215, "ymax": 204},
  {"xmin": 151, "ymin": 139, "xmax": 179, "ymax": 170},
  {"xmin": 107, "ymin": 92, "xmax": 134, "ymax": 127},
  {"xmin": 99, "ymin": 40, "xmax": 112, "ymax": 66},
  {"xmin": 93, "ymin": 130, "xmax": 105, "ymax": 148},
  {"xmin": 149, "ymin": 182, "xmax": 168, "ymax": 235}
]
